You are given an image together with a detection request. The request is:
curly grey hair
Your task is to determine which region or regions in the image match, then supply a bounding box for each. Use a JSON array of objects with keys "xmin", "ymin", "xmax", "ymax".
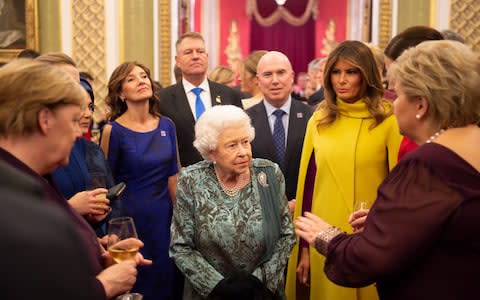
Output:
[{"xmin": 193, "ymin": 105, "xmax": 255, "ymax": 160}]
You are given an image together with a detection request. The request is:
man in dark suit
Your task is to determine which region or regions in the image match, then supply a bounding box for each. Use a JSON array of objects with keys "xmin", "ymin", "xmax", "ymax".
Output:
[
  {"xmin": 247, "ymin": 51, "xmax": 313, "ymax": 213},
  {"xmin": 158, "ymin": 32, "xmax": 243, "ymax": 167},
  {"xmin": 0, "ymin": 161, "xmax": 101, "ymax": 300}
]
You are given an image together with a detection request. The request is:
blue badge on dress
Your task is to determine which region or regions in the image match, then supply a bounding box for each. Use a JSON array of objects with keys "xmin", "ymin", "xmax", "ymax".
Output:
[
  {"xmin": 257, "ymin": 171, "xmax": 269, "ymax": 187},
  {"xmin": 160, "ymin": 130, "xmax": 166, "ymax": 137}
]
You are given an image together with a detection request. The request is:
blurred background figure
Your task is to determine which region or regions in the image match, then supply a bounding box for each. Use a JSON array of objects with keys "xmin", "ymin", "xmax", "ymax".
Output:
[
  {"xmin": 170, "ymin": 105, "xmax": 295, "ymax": 300},
  {"xmin": 292, "ymin": 72, "xmax": 309, "ymax": 102},
  {"xmin": 306, "ymin": 58, "xmax": 327, "ymax": 107},
  {"xmin": 440, "ymin": 29, "xmax": 465, "ymax": 43},
  {"xmin": 384, "ymin": 25, "xmax": 444, "ymax": 161},
  {"xmin": 102, "ymin": 61, "xmax": 179, "ymax": 300},
  {"xmin": 286, "ymin": 40, "xmax": 402, "ymax": 300},
  {"xmin": 240, "ymin": 50, "xmax": 267, "ymax": 109},
  {"xmin": 209, "ymin": 65, "xmax": 236, "ymax": 88},
  {"xmin": 16, "ymin": 48, "xmax": 40, "ymax": 58},
  {"xmin": 295, "ymin": 40, "xmax": 480, "ymax": 300}
]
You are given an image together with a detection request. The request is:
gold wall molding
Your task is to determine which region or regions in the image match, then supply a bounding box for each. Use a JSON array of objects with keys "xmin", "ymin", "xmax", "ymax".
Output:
[
  {"xmin": 450, "ymin": 0, "xmax": 479, "ymax": 52},
  {"xmin": 72, "ymin": 0, "xmax": 107, "ymax": 122},
  {"xmin": 159, "ymin": 0, "xmax": 171, "ymax": 86},
  {"xmin": 378, "ymin": 0, "xmax": 392, "ymax": 49}
]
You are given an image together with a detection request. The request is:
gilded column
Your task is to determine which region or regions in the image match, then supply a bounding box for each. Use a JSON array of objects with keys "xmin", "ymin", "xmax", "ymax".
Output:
[
  {"xmin": 159, "ymin": 0, "xmax": 171, "ymax": 87},
  {"xmin": 72, "ymin": 0, "xmax": 107, "ymax": 121},
  {"xmin": 378, "ymin": 0, "xmax": 392, "ymax": 49}
]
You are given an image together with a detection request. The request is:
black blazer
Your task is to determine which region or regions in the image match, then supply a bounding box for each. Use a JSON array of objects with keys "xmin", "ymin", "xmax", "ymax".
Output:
[
  {"xmin": 158, "ymin": 80, "xmax": 243, "ymax": 167},
  {"xmin": 247, "ymin": 99, "xmax": 313, "ymax": 200}
]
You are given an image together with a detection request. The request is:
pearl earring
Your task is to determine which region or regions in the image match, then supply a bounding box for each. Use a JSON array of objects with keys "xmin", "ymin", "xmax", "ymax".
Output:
[
  {"xmin": 415, "ymin": 114, "xmax": 421, "ymax": 119},
  {"xmin": 213, "ymin": 161, "xmax": 217, "ymax": 165}
]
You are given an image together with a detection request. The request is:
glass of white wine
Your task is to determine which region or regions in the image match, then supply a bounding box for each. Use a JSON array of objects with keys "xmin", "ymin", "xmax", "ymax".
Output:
[{"xmin": 107, "ymin": 217, "xmax": 142, "ymax": 300}]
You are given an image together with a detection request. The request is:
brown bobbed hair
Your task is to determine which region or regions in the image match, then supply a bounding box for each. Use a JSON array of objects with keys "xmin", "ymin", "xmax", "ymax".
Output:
[
  {"xmin": 0, "ymin": 59, "xmax": 85, "ymax": 137},
  {"xmin": 384, "ymin": 26, "xmax": 444, "ymax": 61},
  {"xmin": 105, "ymin": 61, "xmax": 161, "ymax": 120},
  {"xmin": 389, "ymin": 40, "xmax": 480, "ymax": 129},
  {"xmin": 318, "ymin": 40, "xmax": 390, "ymax": 129}
]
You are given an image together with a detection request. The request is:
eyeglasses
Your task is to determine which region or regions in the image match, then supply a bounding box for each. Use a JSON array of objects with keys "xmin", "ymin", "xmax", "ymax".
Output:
[{"xmin": 88, "ymin": 103, "xmax": 96, "ymax": 112}]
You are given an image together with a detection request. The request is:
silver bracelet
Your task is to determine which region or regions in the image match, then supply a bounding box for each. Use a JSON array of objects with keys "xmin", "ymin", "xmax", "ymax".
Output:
[{"xmin": 314, "ymin": 226, "xmax": 343, "ymax": 255}]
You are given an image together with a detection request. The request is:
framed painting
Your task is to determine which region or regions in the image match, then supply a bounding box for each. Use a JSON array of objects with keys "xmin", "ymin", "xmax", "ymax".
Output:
[{"xmin": 0, "ymin": 0, "xmax": 38, "ymax": 63}]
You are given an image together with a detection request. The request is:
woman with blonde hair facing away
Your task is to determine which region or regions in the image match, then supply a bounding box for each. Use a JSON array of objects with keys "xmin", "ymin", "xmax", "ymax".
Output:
[
  {"xmin": 101, "ymin": 62, "xmax": 180, "ymax": 299},
  {"xmin": 0, "ymin": 59, "xmax": 150, "ymax": 299},
  {"xmin": 295, "ymin": 40, "xmax": 480, "ymax": 300},
  {"xmin": 240, "ymin": 50, "xmax": 267, "ymax": 109},
  {"xmin": 285, "ymin": 40, "xmax": 402, "ymax": 300},
  {"xmin": 170, "ymin": 105, "xmax": 295, "ymax": 299},
  {"xmin": 209, "ymin": 65, "xmax": 236, "ymax": 88}
]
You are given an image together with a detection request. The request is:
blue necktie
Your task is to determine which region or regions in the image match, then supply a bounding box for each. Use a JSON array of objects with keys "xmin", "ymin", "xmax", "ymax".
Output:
[
  {"xmin": 191, "ymin": 87, "xmax": 205, "ymax": 120},
  {"xmin": 272, "ymin": 109, "xmax": 286, "ymax": 169}
]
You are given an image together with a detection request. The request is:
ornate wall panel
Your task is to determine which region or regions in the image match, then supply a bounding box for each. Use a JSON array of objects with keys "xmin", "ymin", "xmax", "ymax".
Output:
[
  {"xmin": 72, "ymin": 0, "xmax": 107, "ymax": 121},
  {"xmin": 159, "ymin": 0, "xmax": 171, "ymax": 86},
  {"xmin": 450, "ymin": 0, "xmax": 479, "ymax": 52},
  {"xmin": 378, "ymin": 0, "xmax": 391, "ymax": 49}
]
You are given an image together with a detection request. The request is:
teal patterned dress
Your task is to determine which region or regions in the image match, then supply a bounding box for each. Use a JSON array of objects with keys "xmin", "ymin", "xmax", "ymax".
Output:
[{"xmin": 170, "ymin": 159, "xmax": 295, "ymax": 299}]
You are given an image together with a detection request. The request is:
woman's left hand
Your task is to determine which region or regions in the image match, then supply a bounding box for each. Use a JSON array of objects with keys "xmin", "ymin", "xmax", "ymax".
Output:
[{"xmin": 295, "ymin": 212, "xmax": 331, "ymax": 245}]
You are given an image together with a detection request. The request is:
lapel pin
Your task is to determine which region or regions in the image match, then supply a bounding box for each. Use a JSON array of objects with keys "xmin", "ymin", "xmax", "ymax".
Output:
[
  {"xmin": 297, "ymin": 112, "xmax": 303, "ymax": 118},
  {"xmin": 215, "ymin": 96, "xmax": 222, "ymax": 104},
  {"xmin": 257, "ymin": 171, "xmax": 269, "ymax": 187},
  {"xmin": 160, "ymin": 130, "xmax": 166, "ymax": 136}
]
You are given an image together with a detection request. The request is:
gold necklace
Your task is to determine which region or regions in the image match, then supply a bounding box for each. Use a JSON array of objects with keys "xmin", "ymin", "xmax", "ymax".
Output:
[{"xmin": 214, "ymin": 168, "xmax": 249, "ymax": 197}]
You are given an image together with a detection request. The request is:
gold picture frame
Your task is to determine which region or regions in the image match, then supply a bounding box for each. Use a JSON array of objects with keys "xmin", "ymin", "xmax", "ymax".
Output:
[{"xmin": 0, "ymin": 0, "xmax": 39, "ymax": 63}]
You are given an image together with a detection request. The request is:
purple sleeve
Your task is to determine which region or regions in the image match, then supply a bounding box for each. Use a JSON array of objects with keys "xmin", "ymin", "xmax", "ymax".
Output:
[{"xmin": 300, "ymin": 153, "xmax": 316, "ymax": 248}]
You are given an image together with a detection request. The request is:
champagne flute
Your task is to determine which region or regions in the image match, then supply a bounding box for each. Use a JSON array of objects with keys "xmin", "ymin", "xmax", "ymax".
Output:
[
  {"xmin": 352, "ymin": 201, "xmax": 370, "ymax": 233},
  {"xmin": 354, "ymin": 201, "xmax": 369, "ymax": 212},
  {"xmin": 107, "ymin": 217, "xmax": 142, "ymax": 300}
]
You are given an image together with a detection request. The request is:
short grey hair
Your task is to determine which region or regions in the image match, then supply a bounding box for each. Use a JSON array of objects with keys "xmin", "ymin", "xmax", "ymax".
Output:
[{"xmin": 193, "ymin": 105, "xmax": 255, "ymax": 160}]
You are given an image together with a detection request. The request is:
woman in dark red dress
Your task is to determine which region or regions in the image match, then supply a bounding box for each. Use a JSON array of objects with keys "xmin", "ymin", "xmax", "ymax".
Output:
[{"xmin": 295, "ymin": 40, "xmax": 480, "ymax": 300}]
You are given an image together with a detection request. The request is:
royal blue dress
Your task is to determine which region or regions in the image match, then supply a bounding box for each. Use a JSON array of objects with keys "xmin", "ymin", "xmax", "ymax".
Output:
[{"xmin": 107, "ymin": 117, "xmax": 179, "ymax": 300}]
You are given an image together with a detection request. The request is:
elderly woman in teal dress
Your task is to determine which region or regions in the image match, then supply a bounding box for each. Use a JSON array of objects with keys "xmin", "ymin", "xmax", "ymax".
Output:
[{"xmin": 170, "ymin": 105, "xmax": 295, "ymax": 299}]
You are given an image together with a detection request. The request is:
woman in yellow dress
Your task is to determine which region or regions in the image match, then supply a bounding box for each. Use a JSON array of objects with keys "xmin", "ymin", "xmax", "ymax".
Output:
[{"xmin": 285, "ymin": 40, "xmax": 402, "ymax": 300}]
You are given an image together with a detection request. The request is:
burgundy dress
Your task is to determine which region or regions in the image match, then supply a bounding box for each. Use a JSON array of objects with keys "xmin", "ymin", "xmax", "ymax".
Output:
[
  {"xmin": 324, "ymin": 143, "xmax": 480, "ymax": 300},
  {"xmin": 0, "ymin": 148, "xmax": 106, "ymax": 299}
]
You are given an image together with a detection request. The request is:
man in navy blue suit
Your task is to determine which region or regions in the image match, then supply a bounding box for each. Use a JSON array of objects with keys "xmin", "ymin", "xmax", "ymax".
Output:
[
  {"xmin": 247, "ymin": 51, "xmax": 313, "ymax": 213},
  {"xmin": 158, "ymin": 32, "xmax": 243, "ymax": 167}
]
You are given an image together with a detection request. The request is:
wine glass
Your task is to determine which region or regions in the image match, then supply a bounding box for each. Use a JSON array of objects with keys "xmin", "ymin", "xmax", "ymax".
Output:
[
  {"xmin": 107, "ymin": 217, "xmax": 143, "ymax": 300},
  {"xmin": 354, "ymin": 201, "xmax": 369, "ymax": 212}
]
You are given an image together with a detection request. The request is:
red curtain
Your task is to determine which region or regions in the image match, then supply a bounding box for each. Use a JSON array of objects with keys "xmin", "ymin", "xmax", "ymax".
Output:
[{"xmin": 249, "ymin": 0, "xmax": 315, "ymax": 74}]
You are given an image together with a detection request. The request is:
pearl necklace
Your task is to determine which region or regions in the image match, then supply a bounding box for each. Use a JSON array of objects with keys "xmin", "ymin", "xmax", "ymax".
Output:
[
  {"xmin": 214, "ymin": 168, "xmax": 249, "ymax": 197},
  {"xmin": 425, "ymin": 129, "xmax": 445, "ymax": 143}
]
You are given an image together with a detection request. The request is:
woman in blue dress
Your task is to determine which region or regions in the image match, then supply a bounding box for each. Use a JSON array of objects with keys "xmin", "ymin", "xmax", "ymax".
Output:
[{"xmin": 101, "ymin": 62, "xmax": 179, "ymax": 300}]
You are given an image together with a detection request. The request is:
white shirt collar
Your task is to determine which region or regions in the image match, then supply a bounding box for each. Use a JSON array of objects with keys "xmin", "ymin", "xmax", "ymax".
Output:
[
  {"xmin": 182, "ymin": 77, "xmax": 210, "ymax": 94},
  {"xmin": 263, "ymin": 96, "xmax": 292, "ymax": 117}
]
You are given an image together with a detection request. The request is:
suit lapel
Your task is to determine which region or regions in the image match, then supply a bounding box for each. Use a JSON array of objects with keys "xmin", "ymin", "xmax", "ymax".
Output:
[
  {"xmin": 208, "ymin": 80, "xmax": 223, "ymax": 106},
  {"xmin": 285, "ymin": 101, "xmax": 303, "ymax": 161},
  {"xmin": 253, "ymin": 103, "xmax": 276, "ymax": 159},
  {"xmin": 172, "ymin": 83, "xmax": 195, "ymax": 126}
]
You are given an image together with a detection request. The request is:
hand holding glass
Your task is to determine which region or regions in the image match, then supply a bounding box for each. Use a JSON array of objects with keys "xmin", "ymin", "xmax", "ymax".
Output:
[
  {"xmin": 107, "ymin": 217, "xmax": 142, "ymax": 300},
  {"xmin": 349, "ymin": 201, "xmax": 370, "ymax": 233}
]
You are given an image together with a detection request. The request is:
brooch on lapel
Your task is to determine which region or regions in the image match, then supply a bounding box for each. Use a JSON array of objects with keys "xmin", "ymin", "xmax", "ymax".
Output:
[
  {"xmin": 215, "ymin": 96, "xmax": 222, "ymax": 104},
  {"xmin": 257, "ymin": 171, "xmax": 269, "ymax": 187},
  {"xmin": 296, "ymin": 112, "xmax": 304, "ymax": 118}
]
